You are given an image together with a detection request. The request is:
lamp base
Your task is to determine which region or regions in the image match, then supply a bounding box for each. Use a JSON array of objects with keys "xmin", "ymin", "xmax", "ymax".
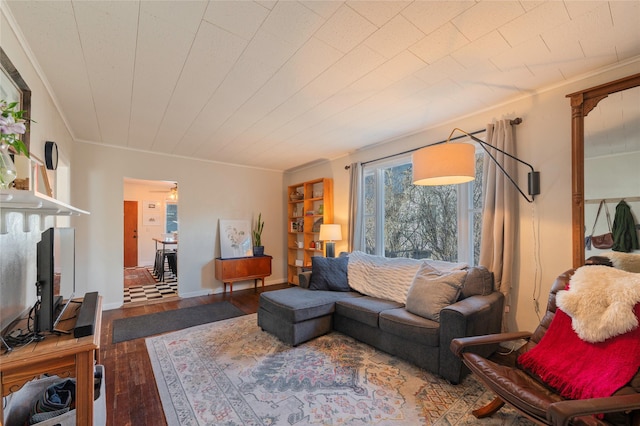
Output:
[{"xmin": 325, "ymin": 242, "xmax": 336, "ymax": 258}]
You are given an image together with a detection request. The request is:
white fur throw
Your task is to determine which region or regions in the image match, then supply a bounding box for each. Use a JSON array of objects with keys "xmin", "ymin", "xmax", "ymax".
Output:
[
  {"xmin": 557, "ymin": 265, "xmax": 640, "ymax": 343},
  {"xmin": 347, "ymin": 251, "xmax": 468, "ymax": 304},
  {"xmin": 603, "ymin": 252, "xmax": 640, "ymax": 273}
]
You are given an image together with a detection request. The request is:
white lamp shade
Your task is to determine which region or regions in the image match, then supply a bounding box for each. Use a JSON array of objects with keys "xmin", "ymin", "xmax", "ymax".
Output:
[
  {"xmin": 319, "ymin": 224, "xmax": 342, "ymax": 241},
  {"xmin": 412, "ymin": 143, "xmax": 476, "ymax": 185}
]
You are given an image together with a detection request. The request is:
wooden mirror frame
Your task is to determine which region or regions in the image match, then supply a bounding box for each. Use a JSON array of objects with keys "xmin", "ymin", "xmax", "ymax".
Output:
[
  {"xmin": 567, "ymin": 72, "xmax": 640, "ymax": 268},
  {"xmin": 1, "ymin": 46, "xmax": 31, "ymax": 153}
]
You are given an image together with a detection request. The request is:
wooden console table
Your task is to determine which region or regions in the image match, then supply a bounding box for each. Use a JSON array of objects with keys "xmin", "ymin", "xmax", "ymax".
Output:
[
  {"xmin": 0, "ymin": 295, "xmax": 103, "ymax": 425},
  {"xmin": 215, "ymin": 255, "xmax": 272, "ymax": 294}
]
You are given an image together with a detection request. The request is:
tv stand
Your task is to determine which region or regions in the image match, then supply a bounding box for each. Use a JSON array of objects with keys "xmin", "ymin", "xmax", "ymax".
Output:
[{"xmin": 0, "ymin": 294, "xmax": 102, "ymax": 425}]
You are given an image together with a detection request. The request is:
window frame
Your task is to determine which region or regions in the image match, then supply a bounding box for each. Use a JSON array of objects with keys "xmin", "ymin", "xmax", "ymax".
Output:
[{"xmin": 360, "ymin": 144, "xmax": 484, "ymax": 264}]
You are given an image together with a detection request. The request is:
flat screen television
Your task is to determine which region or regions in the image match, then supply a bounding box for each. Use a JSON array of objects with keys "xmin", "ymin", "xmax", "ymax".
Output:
[{"xmin": 35, "ymin": 227, "xmax": 76, "ymax": 333}]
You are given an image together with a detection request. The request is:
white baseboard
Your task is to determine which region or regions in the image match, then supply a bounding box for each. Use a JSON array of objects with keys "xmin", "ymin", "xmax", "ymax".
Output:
[{"xmin": 177, "ymin": 289, "xmax": 212, "ymax": 298}]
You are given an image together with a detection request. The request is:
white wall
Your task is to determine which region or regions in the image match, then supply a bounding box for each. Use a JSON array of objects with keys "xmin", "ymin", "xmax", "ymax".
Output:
[
  {"xmin": 285, "ymin": 59, "xmax": 640, "ymax": 333},
  {"xmin": 71, "ymin": 143, "xmax": 285, "ymax": 309},
  {"xmin": 0, "ymin": 10, "xmax": 75, "ymax": 330}
]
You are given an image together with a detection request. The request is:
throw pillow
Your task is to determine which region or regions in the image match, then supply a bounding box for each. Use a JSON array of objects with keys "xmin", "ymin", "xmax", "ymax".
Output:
[
  {"xmin": 460, "ymin": 266, "xmax": 493, "ymax": 299},
  {"xmin": 309, "ymin": 256, "xmax": 350, "ymax": 291},
  {"xmin": 406, "ymin": 263, "xmax": 468, "ymax": 321}
]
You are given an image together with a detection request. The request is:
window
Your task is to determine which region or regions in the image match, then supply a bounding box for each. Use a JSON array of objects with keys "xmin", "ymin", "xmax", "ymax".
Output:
[
  {"xmin": 361, "ymin": 149, "xmax": 484, "ymax": 265},
  {"xmin": 165, "ymin": 202, "xmax": 178, "ymax": 233}
]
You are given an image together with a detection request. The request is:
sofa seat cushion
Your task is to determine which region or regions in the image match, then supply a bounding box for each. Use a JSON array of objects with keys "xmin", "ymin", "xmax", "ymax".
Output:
[
  {"xmin": 259, "ymin": 287, "xmax": 361, "ymax": 323},
  {"xmin": 379, "ymin": 308, "xmax": 440, "ymax": 347},
  {"xmin": 336, "ymin": 297, "xmax": 404, "ymax": 328}
]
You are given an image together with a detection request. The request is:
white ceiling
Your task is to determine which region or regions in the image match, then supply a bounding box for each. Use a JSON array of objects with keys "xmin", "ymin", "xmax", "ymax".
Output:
[{"xmin": 4, "ymin": 1, "xmax": 640, "ymax": 171}]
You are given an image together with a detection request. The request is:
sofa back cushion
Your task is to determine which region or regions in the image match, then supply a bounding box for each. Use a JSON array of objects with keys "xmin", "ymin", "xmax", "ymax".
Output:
[{"xmin": 460, "ymin": 266, "xmax": 494, "ymax": 299}]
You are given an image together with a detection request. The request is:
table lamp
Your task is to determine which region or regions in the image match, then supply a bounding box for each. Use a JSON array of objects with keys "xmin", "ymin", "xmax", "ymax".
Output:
[{"xmin": 319, "ymin": 224, "xmax": 342, "ymax": 258}]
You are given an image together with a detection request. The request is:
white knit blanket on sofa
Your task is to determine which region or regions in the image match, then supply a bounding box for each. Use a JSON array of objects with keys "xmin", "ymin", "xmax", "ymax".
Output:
[{"xmin": 347, "ymin": 251, "xmax": 467, "ymax": 304}]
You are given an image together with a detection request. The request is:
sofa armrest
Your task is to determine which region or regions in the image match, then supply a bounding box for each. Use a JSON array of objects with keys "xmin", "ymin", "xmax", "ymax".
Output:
[
  {"xmin": 437, "ymin": 291, "xmax": 504, "ymax": 383},
  {"xmin": 547, "ymin": 394, "xmax": 640, "ymax": 426},
  {"xmin": 450, "ymin": 331, "xmax": 533, "ymax": 357},
  {"xmin": 298, "ymin": 271, "xmax": 312, "ymax": 289},
  {"xmin": 440, "ymin": 291, "xmax": 505, "ymax": 339}
]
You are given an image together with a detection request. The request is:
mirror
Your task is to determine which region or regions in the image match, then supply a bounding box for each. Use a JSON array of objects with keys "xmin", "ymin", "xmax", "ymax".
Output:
[
  {"xmin": 1, "ymin": 46, "xmax": 31, "ymax": 152},
  {"xmin": 568, "ymin": 73, "xmax": 640, "ymax": 268}
]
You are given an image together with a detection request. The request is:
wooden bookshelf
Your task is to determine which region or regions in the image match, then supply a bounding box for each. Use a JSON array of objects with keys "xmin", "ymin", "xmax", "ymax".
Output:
[{"xmin": 286, "ymin": 178, "xmax": 333, "ymax": 285}]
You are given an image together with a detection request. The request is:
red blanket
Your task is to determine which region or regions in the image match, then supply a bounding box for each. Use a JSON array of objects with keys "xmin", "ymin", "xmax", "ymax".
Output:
[{"xmin": 518, "ymin": 304, "xmax": 640, "ymax": 400}]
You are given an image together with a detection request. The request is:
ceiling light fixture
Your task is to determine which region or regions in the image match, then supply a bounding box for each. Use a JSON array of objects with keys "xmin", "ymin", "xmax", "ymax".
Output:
[
  {"xmin": 412, "ymin": 127, "xmax": 540, "ymax": 203},
  {"xmin": 167, "ymin": 183, "xmax": 178, "ymax": 201}
]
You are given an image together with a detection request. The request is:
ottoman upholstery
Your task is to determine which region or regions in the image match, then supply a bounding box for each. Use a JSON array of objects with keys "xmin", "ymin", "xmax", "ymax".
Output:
[{"xmin": 258, "ymin": 286, "xmax": 361, "ymax": 345}]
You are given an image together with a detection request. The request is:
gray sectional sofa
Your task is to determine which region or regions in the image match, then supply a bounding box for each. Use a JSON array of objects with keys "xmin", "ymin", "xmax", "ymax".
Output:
[{"xmin": 257, "ymin": 252, "xmax": 504, "ymax": 384}]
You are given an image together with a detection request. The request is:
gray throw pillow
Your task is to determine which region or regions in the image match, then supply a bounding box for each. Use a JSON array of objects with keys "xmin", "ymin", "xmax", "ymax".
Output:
[
  {"xmin": 406, "ymin": 263, "xmax": 468, "ymax": 321},
  {"xmin": 460, "ymin": 266, "xmax": 494, "ymax": 299},
  {"xmin": 309, "ymin": 256, "xmax": 350, "ymax": 291}
]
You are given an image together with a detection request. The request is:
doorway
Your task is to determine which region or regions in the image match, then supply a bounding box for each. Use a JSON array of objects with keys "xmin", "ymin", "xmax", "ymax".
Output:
[{"xmin": 122, "ymin": 178, "xmax": 179, "ymax": 305}]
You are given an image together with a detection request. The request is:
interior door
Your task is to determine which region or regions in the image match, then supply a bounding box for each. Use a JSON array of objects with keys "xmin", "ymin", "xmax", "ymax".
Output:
[{"xmin": 123, "ymin": 201, "xmax": 138, "ymax": 267}]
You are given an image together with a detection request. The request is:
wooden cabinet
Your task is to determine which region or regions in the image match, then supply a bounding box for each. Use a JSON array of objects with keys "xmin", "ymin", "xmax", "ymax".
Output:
[
  {"xmin": 0, "ymin": 296, "xmax": 102, "ymax": 425},
  {"xmin": 215, "ymin": 256, "xmax": 272, "ymax": 293},
  {"xmin": 286, "ymin": 178, "xmax": 333, "ymax": 285}
]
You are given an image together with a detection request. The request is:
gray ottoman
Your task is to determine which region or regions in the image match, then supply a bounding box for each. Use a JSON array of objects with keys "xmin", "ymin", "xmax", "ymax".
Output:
[{"xmin": 258, "ymin": 286, "xmax": 361, "ymax": 345}]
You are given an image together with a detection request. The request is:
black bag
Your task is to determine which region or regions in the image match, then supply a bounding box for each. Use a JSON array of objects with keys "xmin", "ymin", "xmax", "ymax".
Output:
[{"xmin": 588, "ymin": 200, "xmax": 614, "ymax": 249}]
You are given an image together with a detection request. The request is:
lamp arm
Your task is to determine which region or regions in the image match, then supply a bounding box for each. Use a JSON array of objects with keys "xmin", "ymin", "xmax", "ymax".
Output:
[{"xmin": 448, "ymin": 128, "xmax": 539, "ymax": 203}]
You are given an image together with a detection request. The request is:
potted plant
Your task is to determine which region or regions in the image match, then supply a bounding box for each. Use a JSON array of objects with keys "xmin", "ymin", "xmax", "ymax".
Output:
[
  {"xmin": 0, "ymin": 100, "xmax": 31, "ymax": 189},
  {"xmin": 252, "ymin": 212, "xmax": 265, "ymax": 256}
]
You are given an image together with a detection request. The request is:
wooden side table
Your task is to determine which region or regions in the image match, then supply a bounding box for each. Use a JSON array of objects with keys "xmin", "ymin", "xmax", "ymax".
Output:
[
  {"xmin": 215, "ymin": 255, "xmax": 272, "ymax": 294},
  {"xmin": 0, "ymin": 295, "xmax": 102, "ymax": 425}
]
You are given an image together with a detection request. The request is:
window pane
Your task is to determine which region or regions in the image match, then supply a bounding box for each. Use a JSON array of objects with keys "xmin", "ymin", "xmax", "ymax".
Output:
[
  {"xmin": 471, "ymin": 153, "xmax": 484, "ymax": 265},
  {"xmin": 473, "ymin": 154, "xmax": 484, "ymax": 210},
  {"xmin": 364, "ymin": 216, "xmax": 376, "ymax": 254},
  {"xmin": 166, "ymin": 203, "xmax": 178, "ymax": 233},
  {"xmin": 361, "ymin": 150, "xmax": 483, "ymax": 263},
  {"xmin": 410, "ymin": 184, "xmax": 458, "ymax": 261},
  {"xmin": 363, "ymin": 173, "xmax": 376, "ymax": 254},
  {"xmin": 380, "ymin": 163, "xmax": 459, "ymax": 261},
  {"xmin": 473, "ymin": 211, "xmax": 482, "ymax": 264}
]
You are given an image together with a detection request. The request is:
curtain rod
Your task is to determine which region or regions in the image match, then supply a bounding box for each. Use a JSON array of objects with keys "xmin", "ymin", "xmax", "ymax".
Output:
[{"xmin": 345, "ymin": 118, "xmax": 522, "ymax": 170}]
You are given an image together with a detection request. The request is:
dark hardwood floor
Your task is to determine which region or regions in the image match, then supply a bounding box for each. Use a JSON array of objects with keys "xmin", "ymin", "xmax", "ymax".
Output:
[{"xmin": 100, "ymin": 283, "xmax": 289, "ymax": 426}]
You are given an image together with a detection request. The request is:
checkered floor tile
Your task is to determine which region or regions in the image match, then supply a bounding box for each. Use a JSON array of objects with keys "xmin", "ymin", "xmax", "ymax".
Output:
[{"xmin": 123, "ymin": 265, "xmax": 178, "ymax": 304}]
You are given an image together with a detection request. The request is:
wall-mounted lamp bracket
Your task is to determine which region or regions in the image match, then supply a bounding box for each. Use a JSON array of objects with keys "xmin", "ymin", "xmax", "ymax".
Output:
[{"xmin": 447, "ymin": 127, "xmax": 540, "ymax": 203}]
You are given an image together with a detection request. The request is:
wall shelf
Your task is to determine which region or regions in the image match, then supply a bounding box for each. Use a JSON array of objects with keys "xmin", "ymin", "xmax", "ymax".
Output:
[
  {"xmin": 0, "ymin": 154, "xmax": 89, "ymax": 233},
  {"xmin": 0, "ymin": 189, "xmax": 89, "ymax": 234},
  {"xmin": 1, "ymin": 189, "xmax": 88, "ymax": 215}
]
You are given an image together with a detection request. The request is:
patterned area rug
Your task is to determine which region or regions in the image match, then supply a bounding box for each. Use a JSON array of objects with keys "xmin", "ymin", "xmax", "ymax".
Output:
[
  {"xmin": 146, "ymin": 314, "xmax": 535, "ymax": 425},
  {"xmin": 124, "ymin": 267, "xmax": 157, "ymax": 288}
]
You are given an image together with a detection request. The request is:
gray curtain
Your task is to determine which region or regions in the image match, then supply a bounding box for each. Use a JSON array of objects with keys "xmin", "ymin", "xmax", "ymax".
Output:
[
  {"xmin": 479, "ymin": 120, "xmax": 517, "ymax": 330},
  {"xmin": 348, "ymin": 162, "xmax": 363, "ymax": 252}
]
